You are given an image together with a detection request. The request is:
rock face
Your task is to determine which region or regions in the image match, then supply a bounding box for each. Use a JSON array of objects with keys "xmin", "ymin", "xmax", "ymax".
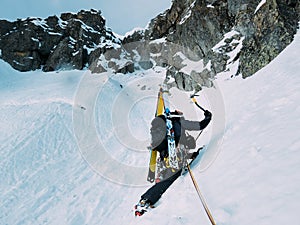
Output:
[
  {"xmin": 0, "ymin": 2, "xmax": 299, "ymax": 91},
  {"xmin": 125, "ymin": 0, "xmax": 299, "ymax": 81},
  {"xmin": 0, "ymin": 9, "xmax": 120, "ymax": 72},
  {"xmin": 238, "ymin": 0, "xmax": 300, "ymax": 77}
]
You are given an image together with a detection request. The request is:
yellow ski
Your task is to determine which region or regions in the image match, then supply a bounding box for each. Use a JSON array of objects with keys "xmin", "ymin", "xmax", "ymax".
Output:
[{"xmin": 147, "ymin": 88, "xmax": 165, "ymax": 182}]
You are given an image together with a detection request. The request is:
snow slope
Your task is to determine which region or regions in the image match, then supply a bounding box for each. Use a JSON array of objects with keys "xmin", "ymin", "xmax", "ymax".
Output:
[{"xmin": 0, "ymin": 30, "xmax": 300, "ymax": 225}]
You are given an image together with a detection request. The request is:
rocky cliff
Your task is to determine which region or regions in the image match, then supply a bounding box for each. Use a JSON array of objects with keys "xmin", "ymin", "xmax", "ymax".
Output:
[
  {"xmin": 0, "ymin": 1, "xmax": 299, "ymax": 91},
  {"xmin": 125, "ymin": 0, "xmax": 299, "ymax": 79},
  {"xmin": 0, "ymin": 9, "xmax": 120, "ymax": 72}
]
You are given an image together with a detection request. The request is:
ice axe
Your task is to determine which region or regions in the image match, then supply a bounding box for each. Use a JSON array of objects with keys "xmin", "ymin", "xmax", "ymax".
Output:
[
  {"xmin": 190, "ymin": 94, "xmax": 207, "ymax": 141},
  {"xmin": 190, "ymin": 94, "xmax": 206, "ymax": 112}
]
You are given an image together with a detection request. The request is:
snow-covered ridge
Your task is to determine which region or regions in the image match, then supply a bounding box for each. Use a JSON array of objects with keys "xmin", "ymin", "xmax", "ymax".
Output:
[{"xmin": 124, "ymin": 27, "xmax": 145, "ymax": 38}]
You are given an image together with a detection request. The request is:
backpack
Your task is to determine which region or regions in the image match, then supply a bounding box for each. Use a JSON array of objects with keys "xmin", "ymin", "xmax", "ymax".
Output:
[{"xmin": 150, "ymin": 114, "xmax": 196, "ymax": 158}]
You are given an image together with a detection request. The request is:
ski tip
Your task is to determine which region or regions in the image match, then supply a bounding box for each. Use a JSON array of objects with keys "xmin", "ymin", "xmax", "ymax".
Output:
[{"xmin": 158, "ymin": 86, "xmax": 169, "ymax": 93}]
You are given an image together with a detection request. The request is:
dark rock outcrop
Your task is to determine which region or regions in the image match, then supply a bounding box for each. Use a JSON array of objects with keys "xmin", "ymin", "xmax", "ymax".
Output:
[
  {"xmin": 165, "ymin": 0, "xmax": 298, "ymax": 78},
  {"xmin": 238, "ymin": 0, "xmax": 300, "ymax": 77},
  {"xmin": 125, "ymin": 0, "xmax": 299, "ymax": 84},
  {"xmin": 0, "ymin": 9, "xmax": 120, "ymax": 72}
]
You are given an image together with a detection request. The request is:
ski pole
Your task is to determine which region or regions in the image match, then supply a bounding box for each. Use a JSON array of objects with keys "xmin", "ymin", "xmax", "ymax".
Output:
[
  {"xmin": 195, "ymin": 129, "xmax": 204, "ymax": 141},
  {"xmin": 187, "ymin": 164, "xmax": 217, "ymax": 225}
]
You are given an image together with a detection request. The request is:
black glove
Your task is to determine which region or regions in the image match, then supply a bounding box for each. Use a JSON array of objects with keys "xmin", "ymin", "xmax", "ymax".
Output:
[{"xmin": 204, "ymin": 110, "xmax": 212, "ymax": 118}]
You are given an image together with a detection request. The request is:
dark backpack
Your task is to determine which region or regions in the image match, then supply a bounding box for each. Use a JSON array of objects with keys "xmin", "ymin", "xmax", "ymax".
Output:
[{"xmin": 150, "ymin": 115, "xmax": 196, "ymax": 158}]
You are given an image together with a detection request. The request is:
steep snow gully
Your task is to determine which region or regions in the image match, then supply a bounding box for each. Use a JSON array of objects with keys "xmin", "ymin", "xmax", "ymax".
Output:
[{"xmin": 0, "ymin": 30, "xmax": 300, "ymax": 225}]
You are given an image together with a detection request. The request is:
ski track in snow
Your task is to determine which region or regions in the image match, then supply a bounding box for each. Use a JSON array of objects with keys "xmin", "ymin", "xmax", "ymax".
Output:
[{"xmin": 0, "ymin": 30, "xmax": 300, "ymax": 225}]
